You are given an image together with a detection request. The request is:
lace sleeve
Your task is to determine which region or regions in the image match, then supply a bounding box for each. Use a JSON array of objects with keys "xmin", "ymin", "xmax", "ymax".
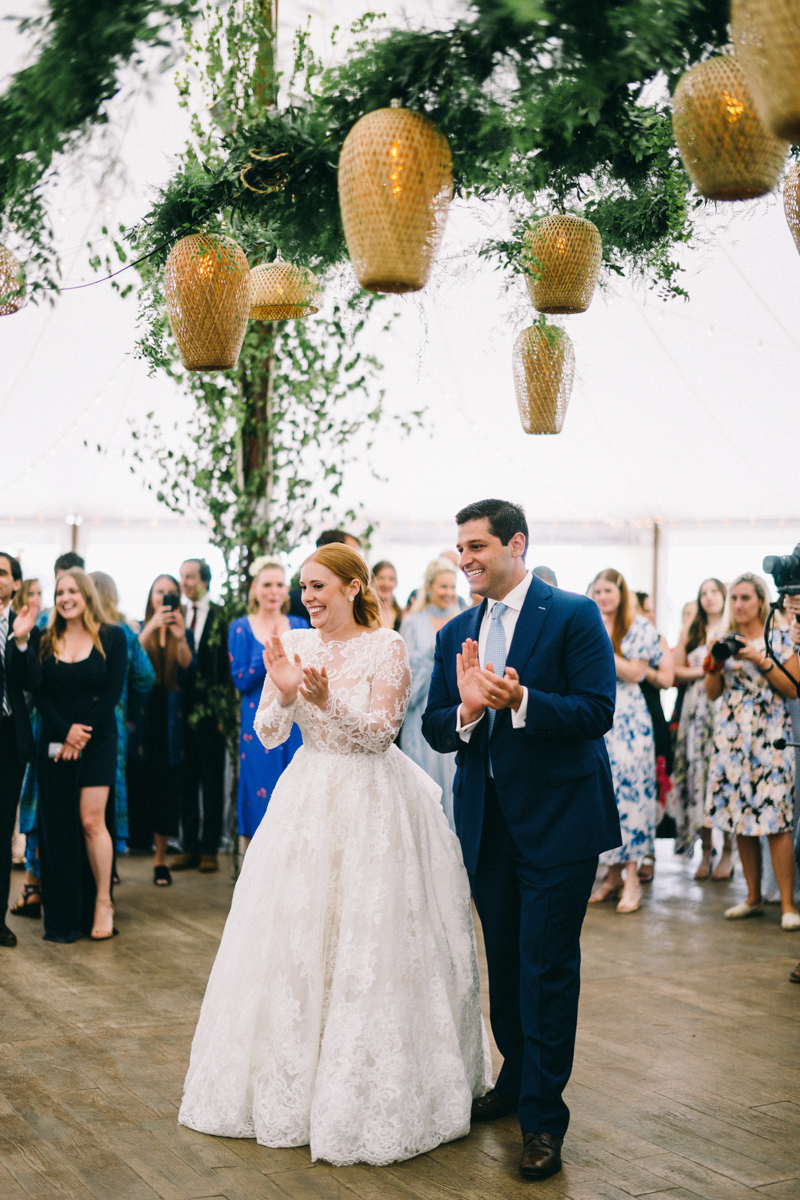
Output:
[
  {"xmin": 253, "ymin": 632, "xmax": 297, "ymax": 750},
  {"xmin": 324, "ymin": 632, "xmax": 411, "ymax": 753}
]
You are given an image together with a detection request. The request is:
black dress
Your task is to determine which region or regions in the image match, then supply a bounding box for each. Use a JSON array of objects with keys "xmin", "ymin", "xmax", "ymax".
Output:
[{"xmin": 35, "ymin": 625, "xmax": 127, "ymax": 942}]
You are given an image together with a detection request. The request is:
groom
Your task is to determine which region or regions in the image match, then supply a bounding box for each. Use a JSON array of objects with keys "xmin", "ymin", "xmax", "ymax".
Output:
[{"xmin": 422, "ymin": 499, "xmax": 620, "ymax": 1179}]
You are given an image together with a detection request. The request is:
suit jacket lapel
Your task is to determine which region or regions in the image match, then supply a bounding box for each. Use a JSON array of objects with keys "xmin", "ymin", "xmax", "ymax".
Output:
[{"xmin": 505, "ymin": 575, "xmax": 553, "ymax": 675}]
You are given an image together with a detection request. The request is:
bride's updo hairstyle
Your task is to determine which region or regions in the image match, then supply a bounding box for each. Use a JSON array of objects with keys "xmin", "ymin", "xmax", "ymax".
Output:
[{"xmin": 305, "ymin": 544, "xmax": 381, "ymax": 629}]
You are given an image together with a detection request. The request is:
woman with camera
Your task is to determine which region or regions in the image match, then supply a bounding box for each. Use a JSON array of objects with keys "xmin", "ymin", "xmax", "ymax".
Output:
[
  {"xmin": 672, "ymin": 578, "xmax": 733, "ymax": 879},
  {"xmin": 705, "ymin": 573, "xmax": 800, "ymax": 929},
  {"xmin": 588, "ymin": 568, "xmax": 662, "ymax": 913},
  {"xmin": 140, "ymin": 575, "xmax": 194, "ymax": 887}
]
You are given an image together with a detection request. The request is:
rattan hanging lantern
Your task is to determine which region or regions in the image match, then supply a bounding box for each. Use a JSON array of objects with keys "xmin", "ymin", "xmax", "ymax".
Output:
[
  {"xmin": 164, "ymin": 233, "xmax": 251, "ymax": 371},
  {"xmin": 784, "ymin": 162, "xmax": 800, "ymax": 253},
  {"xmin": 338, "ymin": 100, "xmax": 453, "ymax": 293},
  {"xmin": 250, "ymin": 255, "xmax": 321, "ymax": 320},
  {"xmin": 512, "ymin": 325, "xmax": 575, "ymax": 435},
  {"xmin": 523, "ymin": 215, "xmax": 602, "ymax": 314},
  {"xmin": 672, "ymin": 56, "xmax": 788, "ymax": 201},
  {"xmin": 0, "ymin": 245, "xmax": 26, "ymax": 316},
  {"xmin": 732, "ymin": 0, "xmax": 800, "ymax": 141}
]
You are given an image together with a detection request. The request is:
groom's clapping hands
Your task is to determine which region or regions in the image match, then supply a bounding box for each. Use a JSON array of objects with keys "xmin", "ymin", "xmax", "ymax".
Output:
[
  {"xmin": 478, "ymin": 664, "xmax": 524, "ymax": 713},
  {"xmin": 457, "ymin": 638, "xmax": 524, "ymax": 726}
]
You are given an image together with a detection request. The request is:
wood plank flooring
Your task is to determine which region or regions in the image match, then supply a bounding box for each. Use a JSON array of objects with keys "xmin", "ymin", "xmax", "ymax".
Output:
[{"xmin": 2, "ymin": 844, "xmax": 799, "ymax": 1199}]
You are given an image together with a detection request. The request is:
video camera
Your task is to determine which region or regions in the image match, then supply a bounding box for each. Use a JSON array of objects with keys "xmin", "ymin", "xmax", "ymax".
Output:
[{"xmin": 763, "ymin": 544, "xmax": 800, "ymax": 597}]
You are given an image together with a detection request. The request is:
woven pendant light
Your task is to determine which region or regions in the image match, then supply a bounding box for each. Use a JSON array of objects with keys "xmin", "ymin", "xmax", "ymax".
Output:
[
  {"xmin": 164, "ymin": 234, "xmax": 252, "ymax": 371},
  {"xmin": 523, "ymin": 215, "xmax": 602, "ymax": 314},
  {"xmin": 732, "ymin": 0, "xmax": 800, "ymax": 141},
  {"xmin": 672, "ymin": 56, "xmax": 788, "ymax": 201},
  {"xmin": 338, "ymin": 100, "xmax": 453, "ymax": 293},
  {"xmin": 512, "ymin": 325, "xmax": 575, "ymax": 435},
  {"xmin": 0, "ymin": 245, "xmax": 26, "ymax": 316},
  {"xmin": 250, "ymin": 255, "xmax": 321, "ymax": 321},
  {"xmin": 784, "ymin": 162, "xmax": 800, "ymax": 253}
]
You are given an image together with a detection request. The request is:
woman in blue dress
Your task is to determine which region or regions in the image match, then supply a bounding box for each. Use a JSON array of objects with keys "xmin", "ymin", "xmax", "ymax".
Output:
[
  {"xmin": 588, "ymin": 568, "xmax": 661, "ymax": 914},
  {"xmin": 229, "ymin": 558, "xmax": 308, "ymax": 845},
  {"xmin": 399, "ymin": 558, "xmax": 459, "ymax": 830}
]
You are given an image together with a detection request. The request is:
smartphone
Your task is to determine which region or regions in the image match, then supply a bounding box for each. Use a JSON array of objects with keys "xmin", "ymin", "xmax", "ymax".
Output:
[
  {"xmin": 48, "ymin": 743, "xmax": 82, "ymax": 759},
  {"xmin": 162, "ymin": 592, "xmax": 180, "ymax": 612}
]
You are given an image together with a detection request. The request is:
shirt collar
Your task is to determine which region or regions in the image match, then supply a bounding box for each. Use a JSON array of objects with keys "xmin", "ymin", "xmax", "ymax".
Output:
[{"xmin": 486, "ymin": 571, "xmax": 532, "ymax": 615}]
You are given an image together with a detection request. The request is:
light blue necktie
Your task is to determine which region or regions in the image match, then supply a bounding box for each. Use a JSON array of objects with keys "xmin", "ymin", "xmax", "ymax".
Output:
[{"xmin": 485, "ymin": 602, "xmax": 507, "ymax": 774}]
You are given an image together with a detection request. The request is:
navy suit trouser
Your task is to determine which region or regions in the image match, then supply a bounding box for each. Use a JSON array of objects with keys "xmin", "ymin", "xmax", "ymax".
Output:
[{"xmin": 469, "ymin": 777, "xmax": 597, "ymax": 1137}]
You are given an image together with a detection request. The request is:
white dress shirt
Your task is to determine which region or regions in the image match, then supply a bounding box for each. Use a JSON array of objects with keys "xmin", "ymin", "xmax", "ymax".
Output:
[
  {"xmin": 185, "ymin": 592, "xmax": 211, "ymax": 646},
  {"xmin": 457, "ymin": 571, "xmax": 533, "ymax": 742}
]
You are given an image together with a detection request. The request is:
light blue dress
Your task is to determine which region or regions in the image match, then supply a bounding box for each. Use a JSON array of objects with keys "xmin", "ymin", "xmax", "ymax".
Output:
[
  {"xmin": 600, "ymin": 614, "xmax": 662, "ymax": 866},
  {"xmin": 400, "ymin": 607, "xmax": 457, "ymax": 831}
]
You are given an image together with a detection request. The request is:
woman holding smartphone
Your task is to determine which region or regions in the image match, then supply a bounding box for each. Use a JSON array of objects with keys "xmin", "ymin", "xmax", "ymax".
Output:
[
  {"xmin": 139, "ymin": 575, "xmax": 194, "ymax": 886},
  {"xmin": 33, "ymin": 570, "xmax": 127, "ymax": 942}
]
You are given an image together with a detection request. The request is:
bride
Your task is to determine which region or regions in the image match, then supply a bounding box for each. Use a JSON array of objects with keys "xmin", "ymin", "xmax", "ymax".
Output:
[{"xmin": 179, "ymin": 544, "xmax": 489, "ymax": 1166}]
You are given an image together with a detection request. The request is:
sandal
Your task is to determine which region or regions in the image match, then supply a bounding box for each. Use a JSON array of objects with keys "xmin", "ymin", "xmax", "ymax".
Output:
[
  {"xmin": 638, "ymin": 855, "xmax": 655, "ymax": 883},
  {"xmin": 589, "ymin": 880, "xmax": 621, "ymax": 904},
  {"xmin": 90, "ymin": 900, "xmax": 117, "ymax": 941},
  {"xmin": 10, "ymin": 884, "xmax": 41, "ymax": 919},
  {"xmin": 790, "ymin": 962, "xmax": 800, "ymax": 984},
  {"xmin": 154, "ymin": 865, "xmax": 172, "ymax": 887},
  {"xmin": 694, "ymin": 850, "xmax": 715, "ymax": 881}
]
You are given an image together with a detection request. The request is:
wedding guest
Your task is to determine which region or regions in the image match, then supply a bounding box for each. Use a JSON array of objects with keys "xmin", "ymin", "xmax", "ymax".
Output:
[
  {"xmin": 705, "ymin": 573, "xmax": 800, "ymax": 929},
  {"xmin": 533, "ymin": 565, "xmax": 558, "ymax": 587},
  {"xmin": 33, "ymin": 570, "xmax": 127, "ymax": 941},
  {"xmin": 372, "ymin": 561, "xmax": 403, "ymax": 630},
  {"xmin": 171, "ymin": 559, "xmax": 230, "ymax": 875},
  {"xmin": 35, "ymin": 552, "xmax": 86, "ymax": 630},
  {"xmin": 12, "ymin": 578, "xmax": 42, "ymax": 614},
  {"xmin": 140, "ymin": 575, "xmax": 194, "ymax": 886},
  {"xmin": 0, "ymin": 553, "xmax": 40, "ymax": 947},
  {"xmin": 633, "ymin": 591, "xmax": 674, "ymax": 883},
  {"xmin": 671, "ymin": 578, "xmax": 732, "ymax": 879},
  {"xmin": 229, "ymin": 558, "xmax": 307, "ymax": 846},
  {"xmin": 589, "ymin": 569, "xmax": 661, "ymax": 913},
  {"xmin": 400, "ymin": 558, "xmax": 459, "ymax": 830},
  {"xmin": 89, "ymin": 572, "xmax": 155, "ymax": 854}
]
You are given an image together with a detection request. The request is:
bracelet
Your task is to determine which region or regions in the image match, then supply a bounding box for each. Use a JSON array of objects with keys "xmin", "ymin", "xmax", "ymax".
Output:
[{"xmin": 759, "ymin": 659, "xmax": 775, "ymax": 675}]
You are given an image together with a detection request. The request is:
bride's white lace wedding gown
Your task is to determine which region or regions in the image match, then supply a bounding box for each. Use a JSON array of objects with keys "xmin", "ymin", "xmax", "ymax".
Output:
[{"xmin": 179, "ymin": 626, "xmax": 489, "ymax": 1166}]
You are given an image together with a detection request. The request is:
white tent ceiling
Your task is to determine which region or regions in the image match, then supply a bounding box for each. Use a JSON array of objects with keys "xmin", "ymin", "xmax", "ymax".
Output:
[{"xmin": 2, "ymin": 1, "xmax": 800, "ymax": 627}]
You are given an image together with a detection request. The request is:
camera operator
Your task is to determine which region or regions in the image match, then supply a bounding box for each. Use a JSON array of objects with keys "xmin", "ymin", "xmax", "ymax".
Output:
[{"xmin": 704, "ymin": 573, "xmax": 800, "ymax": 930}]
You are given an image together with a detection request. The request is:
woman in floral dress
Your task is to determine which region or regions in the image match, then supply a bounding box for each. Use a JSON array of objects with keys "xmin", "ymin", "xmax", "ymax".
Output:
[
  {"xmin": 671, "ymin": 578, "xmax": 732, "ymax": 879},
  {"xmin": 704, "ymin": 573, "xmax": 800, "ymax": 929},
  {"xmin": 588, "ymin": 569, "xmax": 661, "ymax": 914}
]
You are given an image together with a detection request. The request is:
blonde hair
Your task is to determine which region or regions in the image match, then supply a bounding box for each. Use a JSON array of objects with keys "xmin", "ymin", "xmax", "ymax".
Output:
[
  {"xmin": 39, "ymin": 570, "xmax": 106, "ymax": 662},
  {"xmin": 727, "ymin": 572, "xmax": 771, "ymax": 630},
  {"xmin": 90, "ymin": 570, "xmax": 125, "ymax": 625},
  {"xmin": 413, "ymin": 557, "xmax": 457, "ymax": 613},
  {"xmin": 249, "ymin": 559, "xmax": 288, "ymax": 615},
  {"xmin": 591, "ymin": 568, "xmax": 636, "ymax": 655},
  {"xmin": 305, "ymin": 544, "xmax": 381, "ymax": 628},
  {"xmin": 12, "ymin": 578, "xmax": 40, "ymax": 614}
]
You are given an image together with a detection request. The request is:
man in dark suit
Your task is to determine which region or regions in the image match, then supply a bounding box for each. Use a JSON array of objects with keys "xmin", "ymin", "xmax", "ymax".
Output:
[
  {"xmin": 170, "ymin": 558, "xmax": 232, "ymax": 874},
  {"xmin": 422, "ymin": 500, "xmax": 620, "ymax": 1180},
  {"xmin": 0, "ymin": 552, "xmax": 40, "ymax": 947}
]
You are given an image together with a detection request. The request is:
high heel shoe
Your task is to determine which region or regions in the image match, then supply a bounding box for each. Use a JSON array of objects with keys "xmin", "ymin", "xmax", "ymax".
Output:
[
  {"xmin": 589, "ymin": 880, "xmax": 621, "ymax": 904},
  {"xmin": 617, "ymin": 889, "xmax": 642, "ymax": 913},
  {"xmin": 9, "ymin": 884, "xmax": 41, "ymax": 919},
  {"xmin": 90, "ymin": 900, "xmax": 117, "ymax": 941},
  {"xmin": 694, "ymin": 850, "xmax": 715, "ymax": 881},
  {"xmin": 711, "ymin": 859, "xmax": 734, "ymax": 881}
]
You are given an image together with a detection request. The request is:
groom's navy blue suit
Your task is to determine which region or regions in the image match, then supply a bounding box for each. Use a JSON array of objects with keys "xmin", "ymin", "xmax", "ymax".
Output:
[{"xmin": 422, "ymin": 572, "xmax": 620, "ymax": 1135}]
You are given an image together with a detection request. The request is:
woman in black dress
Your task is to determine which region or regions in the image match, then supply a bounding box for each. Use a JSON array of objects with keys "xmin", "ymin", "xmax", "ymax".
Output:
[{"xmin": 33, "ymin": 570, "xmax": 127, "ymax": 942}]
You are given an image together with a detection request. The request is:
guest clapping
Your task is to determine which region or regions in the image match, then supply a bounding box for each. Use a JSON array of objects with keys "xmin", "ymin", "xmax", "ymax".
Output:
[
  {"xmin": 139, "ymin": 576, "xmax": 194, "ymax": 886},
  {"xmin": 672, "ymin": 579, "xmax": 732, "ymax": 879},
  {"xmin": 705, "ymin": 574, "xmax": 800, "ymax": 928},
  {"xmin": 372, "ymin": 561, "xmax": 403, "ymax": 630},
  {"xmin": 400, "ymin": 559, "xmax": 459, "ymax": 830},
  {"xmin": 229, "ymin": 558, "xmax": 307, "ymax": 846},
  {"xmin": 589, "ymin": 569, "xmax": 662, "ymax": 913},
  {"xmin": 33, "ymin": 570, "xmax": 127, "ymax": 941}
]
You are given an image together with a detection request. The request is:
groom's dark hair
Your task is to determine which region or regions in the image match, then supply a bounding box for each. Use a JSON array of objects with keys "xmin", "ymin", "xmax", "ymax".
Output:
[{"xmin": 455, "ymin": 499, "xmax": 528, "ymax": 557}]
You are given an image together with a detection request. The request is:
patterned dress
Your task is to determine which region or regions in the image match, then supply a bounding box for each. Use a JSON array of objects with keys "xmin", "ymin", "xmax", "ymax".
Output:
[
  {"xmin": 229, "ymin": 614, "xmax": 307, "ymax": 839},
  {"xmin": 600, "ymin": 615, "xmax": 662, "ymax": 866},
  {"xmin": 399, "ymin": 607, "xmax": 457, "ymax": 832},
  {"xmin": 670, "ymin": 643, "xmax": 719, "ymax": 854},
  {"xmin": 705, "ymin": 630, "xmax": 795, "ymax": 836}
]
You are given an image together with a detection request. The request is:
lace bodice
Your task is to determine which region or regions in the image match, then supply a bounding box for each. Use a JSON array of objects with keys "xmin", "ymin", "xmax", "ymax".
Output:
[{"xmin": 254, "ymin": 627, "xmax": 411, "ymax": 756}]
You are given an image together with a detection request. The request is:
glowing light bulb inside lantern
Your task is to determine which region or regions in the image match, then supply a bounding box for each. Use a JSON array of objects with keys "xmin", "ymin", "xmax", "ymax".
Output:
[
  {"xmin": 390, "ymin": 139, "xmax": 403, "ymax": 197},
  {"xmin": 556, "ymin": 235, "xmax": 567, "ymax": 255},
  {"xmin": 721, "ymin": 89, "xmax": 744, "ymax": 124}
]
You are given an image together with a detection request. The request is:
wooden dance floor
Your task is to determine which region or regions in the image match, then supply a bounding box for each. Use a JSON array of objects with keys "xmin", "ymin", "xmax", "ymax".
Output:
[{"xmin": 2, "ymin": 845, "xmax": 799, "ymax": 1199}]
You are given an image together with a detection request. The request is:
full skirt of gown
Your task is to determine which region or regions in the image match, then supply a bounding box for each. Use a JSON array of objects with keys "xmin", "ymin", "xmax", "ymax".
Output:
[{"xmin": 178, "ymin": 742, "xmax": 490, "ymax": 1166}]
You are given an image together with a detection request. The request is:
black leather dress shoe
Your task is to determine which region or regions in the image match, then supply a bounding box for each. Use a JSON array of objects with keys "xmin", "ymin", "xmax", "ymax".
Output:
[
  {"xmin": 470, "ymin": 1089, "xmax": 518, "ymax": 1122},
  {"xmin": 0, "ymin": 923, "xmax": 18, "ymax": 947},
  {"xmin": 520, "ymin": 1132, "xmax": 563, "ymax": 1179}
]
